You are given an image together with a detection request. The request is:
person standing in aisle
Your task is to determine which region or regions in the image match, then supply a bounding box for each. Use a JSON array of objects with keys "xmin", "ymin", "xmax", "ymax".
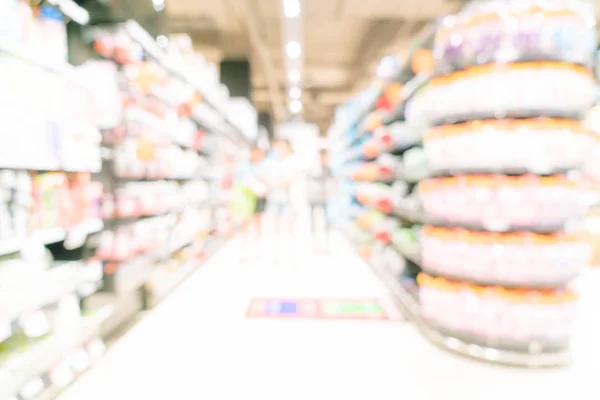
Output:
[
  {"xmin": 237, "ymin": 146, "xmax": 267, "ymax": 262},
  {"xmin": 306, "ymin": 149, "xmax": 333, "ymax": 252},
  {"xmin": 266, "ymin": 139, "xmax": 299, "ymax": 267}
]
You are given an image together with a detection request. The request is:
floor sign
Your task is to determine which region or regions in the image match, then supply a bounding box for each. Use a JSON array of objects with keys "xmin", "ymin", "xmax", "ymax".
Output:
[{"xmin": 246, "ymin": 298, "xmax": 389, "ymax": 320}]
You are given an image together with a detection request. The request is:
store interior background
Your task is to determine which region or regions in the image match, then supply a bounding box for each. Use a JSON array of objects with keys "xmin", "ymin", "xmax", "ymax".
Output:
[{"xmin": 2, "ymin": 0, "xmax": 600, "ymax": 398}]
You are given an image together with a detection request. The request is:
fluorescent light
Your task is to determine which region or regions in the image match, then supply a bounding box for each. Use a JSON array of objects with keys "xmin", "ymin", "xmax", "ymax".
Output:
[
  {"xmin": 289, "ymin": 86, "xmax": 301, "ymax": 99},
  {"xmin": 283, "ymin": 0, "xmax": 300, "ymax": 18},
  {"xmin": 152, "ymin": 0, "xmax": 164, "ymax": 11},
  {"xmin": 285, "ymin": 41, "xmax": 302, "ymax": 59},
  {"xmin": 288, "ymin": 69, "xmax": 300, "ymax": 83},
  {"xmin": 156, "ymin": 35, "xmax": 168, "ymax": 48},
  {"xmin": 289, "ymin": 99, "xmax": 302, "ymax": 113}
]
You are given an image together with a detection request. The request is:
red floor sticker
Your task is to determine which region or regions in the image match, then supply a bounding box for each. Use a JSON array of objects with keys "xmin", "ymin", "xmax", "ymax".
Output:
[{"xmin": 246, "ymin": 298, "xmax": 390, "ymax": 320}]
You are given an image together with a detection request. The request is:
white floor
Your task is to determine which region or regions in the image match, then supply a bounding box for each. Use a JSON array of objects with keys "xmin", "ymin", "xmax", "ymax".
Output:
[{"xmin": 58, "ymin": 216, "xmax": 600, "ymax": 400}]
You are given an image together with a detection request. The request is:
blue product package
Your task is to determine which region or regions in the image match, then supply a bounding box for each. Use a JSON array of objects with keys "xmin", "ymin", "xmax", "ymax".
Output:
[{"xmin": 39, "ymin": 5, "xmax": 64, "ymax": 22}]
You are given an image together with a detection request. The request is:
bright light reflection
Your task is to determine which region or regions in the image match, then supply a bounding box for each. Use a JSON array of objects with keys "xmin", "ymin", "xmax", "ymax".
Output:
[{"xmin": 283, "ymin": 0, "xmax": 300, "ymax": 18}]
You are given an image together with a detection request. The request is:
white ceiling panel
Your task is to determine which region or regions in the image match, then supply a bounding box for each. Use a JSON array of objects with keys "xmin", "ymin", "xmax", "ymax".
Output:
[
  {"xmin": 304, "ymin": 0, "xmax": 343, "ymax": 19},
  {"xmin": 341, "ymin": 0, "xmax": 455, "ymax": 19},
  {"xmin": 304, "ymin": 65, "xmax": 349, "ymax": 88}
]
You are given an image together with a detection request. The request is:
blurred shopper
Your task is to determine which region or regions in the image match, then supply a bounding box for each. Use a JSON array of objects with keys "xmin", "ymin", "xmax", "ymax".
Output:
[
  {"xmin": 267, "ymin": 139, "xmax": 299, "ymax": 266},
  {"xmin": 237, "ymin": 146, "xmax": 267, "ymax": 262},
  {"xmin": 306, "ymin": 149, "xmax": 333, "ymax": 251}
]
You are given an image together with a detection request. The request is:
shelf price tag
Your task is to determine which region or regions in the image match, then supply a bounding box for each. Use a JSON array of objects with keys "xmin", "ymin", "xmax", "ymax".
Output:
[
  {"xmin": 49, "ymin": 360, "xmax": 75, "ymax": 389},
  {"xmin": 20, "ymin": 238, "xmax": 46, "ymax": 264},
  {"xmin": 0, "ymin": 318, "xmax": 12, "ymax": 343},
  {"xmin": 57, "ymin": 294, "xmax": 82, "ymax": 331},
  {"xmin": 19, "ymin": 310, "xmax": 50, "ymax": 339},
  {"xmin": 65, "ymin": 223, "xmax": 88, "ymax": 250},
  {"xmin": 87, "ymin": 339, "xmax": 106, "ymax": 361},
  {"xmin": 19, "ymin": 376, "xmax": 45, "ymax": 400},
  {"xmin": 69, "ymin": 348, "xmax": 91, "ymax": 374}
]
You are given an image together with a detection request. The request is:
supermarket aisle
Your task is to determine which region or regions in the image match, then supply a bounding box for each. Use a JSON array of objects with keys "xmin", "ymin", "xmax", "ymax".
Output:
[
  {"xmin": 57, "ymin": 218, "xmax": 593, "ymax": 400},
  {"xmin": 57, "ymin": 219, "xmax": 410, "ymax": 399}
]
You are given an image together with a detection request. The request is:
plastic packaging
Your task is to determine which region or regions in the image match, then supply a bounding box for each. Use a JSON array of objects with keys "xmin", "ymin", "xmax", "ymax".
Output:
[
  {"xmin": 420, "ymin": 226, "xmax": 590, "ymax": 286},
  {"xmin": 420, "ymin": 62, "xmax": 596, "ymax": 125},
  {"xmin": 424, "ymin": 118, "xmax": 593, "ymax": 174},
  {"xmin": 434, "ymin": 2, "xmax": 597, "ymax": 75},
  {"xmin": 418, "ymin": 273, "xmax": 577, "ymax": 342},
  {"xmin": 419, "ymin": 175, "xmax": 585, "ymax": 231}
]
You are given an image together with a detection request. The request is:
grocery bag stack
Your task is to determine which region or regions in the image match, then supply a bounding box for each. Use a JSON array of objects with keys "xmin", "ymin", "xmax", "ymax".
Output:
[{"xmin": 414, "ymin": 0, "xmax": 597, "ymax": 354}]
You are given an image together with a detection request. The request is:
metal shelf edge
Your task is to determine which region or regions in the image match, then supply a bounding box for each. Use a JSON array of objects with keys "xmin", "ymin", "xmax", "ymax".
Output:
[{"xmin": 368, "ymin": 261, "xmax": 573, "ymax": 368}]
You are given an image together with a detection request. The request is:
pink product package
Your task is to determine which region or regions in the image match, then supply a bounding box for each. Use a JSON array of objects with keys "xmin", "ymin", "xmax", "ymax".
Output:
[
  {"xmin": 420, "ymin": 184, "xmax": 584, "ymax": 228},
  {"xmin": 419, "ymin": 285, "xmax": 576, "ymax": 342},
  {"xmin": 420, "ymin": 67, "xmax": 596, "ymax": 124},
  {"xmin": 420, "ymin": 233, "xmax": 590, "ymax": 285},
  {"xmin": 425, "ymin": 127, "xmax": 592, "ymax": 174}
]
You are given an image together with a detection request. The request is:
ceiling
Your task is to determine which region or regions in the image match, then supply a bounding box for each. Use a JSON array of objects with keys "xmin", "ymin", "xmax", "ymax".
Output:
[{"xmin": 165, "ymin": 0, "xmax": 467, "ymax": 131}]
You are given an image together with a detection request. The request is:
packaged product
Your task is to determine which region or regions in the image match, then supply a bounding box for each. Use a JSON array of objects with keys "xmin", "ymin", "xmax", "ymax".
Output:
[
  {"xmin": 434, "ymin": 4, "xmax": 597, "ymax": 74},
  {"xmin": 424, "ymin": 118, "xmax": 593, "ymax": 174},
  {"xmin": 37, "ymin": 5, "xmax": 67, "ymax": 66},
  {"xmin": 420, "ymin": 226, "xmax": 590, "ymax": 286},
  {"xmin": 418, "ymin": 175, "xmax": 585, "ymax": 230},
  {"xmin": 0, "ymin": 0, "xmax": 21, "ymax": 43},
  {"xmin": 418, "ymin": 273, "xmax": 576, "ymax": 343},
  {"xmin": 420, "ymin": 62, "xmax": 596, "ymax": 125}
]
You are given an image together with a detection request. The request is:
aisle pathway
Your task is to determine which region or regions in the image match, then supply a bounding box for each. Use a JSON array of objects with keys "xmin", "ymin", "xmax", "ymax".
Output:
[{"xmin": 58, "ymin": 219, "xmax": 593, "ymax": 400}]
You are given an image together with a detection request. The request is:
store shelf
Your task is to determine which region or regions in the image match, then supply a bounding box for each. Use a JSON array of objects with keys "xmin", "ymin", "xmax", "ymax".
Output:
[
  {"xmin": 123, "ymin": 21, "xmax": 251, "ymax": 148},
  {"xmin": 330, "ymin": 21, "xmax": 437, "ymax": 144},
  {"xmin": 46, "ymin": 0, "xmax": 90, "ymax": 25},
  {"xmin": 0, "ymin": 263, "xmax": 93, "ymax": 331},
  {"xmin": 367, "ymin": 256, "xmax": 573, "ymax": 368},
  {"xmin": 0, "ymin": 308, "xmax": 112, "ymax": 400},
  {"xmin": 0, "ymin": 219, "xmax": 104, "ymax": 257}
]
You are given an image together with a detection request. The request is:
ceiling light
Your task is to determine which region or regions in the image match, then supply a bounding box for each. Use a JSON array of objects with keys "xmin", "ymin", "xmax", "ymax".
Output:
[
  {"xmin": 156, "ymin": 35, "xmax": 168, "ymax": 48},
  {"xmin": 283, "ymin": 0, "xmax": 300, "ymax": 18},
  {"xmin": 152, "ymin": 0, "xmax": 164, "ymax": 11},
  {"xmin": 289, "ymin": 99, "xmax": 302, "ymax": 113},
  {"xmin": 288, "ymin": 69, "xmax": 300, "ymax": 83},
  {"xmin": 285, "ymin": 41, "xmax": 302, "ymax": 59},
  {"xmin": 289, "ymin": 86, "xmax": 301, "ymax": 99}
]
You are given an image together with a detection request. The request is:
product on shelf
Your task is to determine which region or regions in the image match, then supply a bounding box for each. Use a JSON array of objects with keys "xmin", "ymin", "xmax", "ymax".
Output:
[
  {"xmin": 355, "ymin": 183, "xmax": 394, "ymax": 214},
  {"xmin": 0, "ymin": 170, "xmax": 102, "ymax": 242},
  {"xmin": 420, "ymin": 226, "xmax": 590, "ymax": 286},
  {"xmin": 424, "ymin": 118, "xmax": 594, "ymax": 174},
  {"xmin": 0, "ymin": 59, "xmax": 101, "ymax": 171},
  {"xmin": 102, "ymin": 180, "xmax": 209, "ymax": 220},
  {"xmin": 414, "ymin": 0, "xmax": 596, "ymax": 361},
  {"xmin": 418, "ymin": 174, "xmax": 585, "ymax": 231},
  {"xmin": 418, "ymin": 273, "xmax": 577, "ymax": 346},
  {"xmin": 420, "ymin": 62, "xmax": 596, "ymax": 125},
  {"xmin": 434, "ymin": 2, "xmax": 597, "ymax": 75},
  {"xmin": 372, "ymin": 122, "xmax": 420, "ymax": 152}
]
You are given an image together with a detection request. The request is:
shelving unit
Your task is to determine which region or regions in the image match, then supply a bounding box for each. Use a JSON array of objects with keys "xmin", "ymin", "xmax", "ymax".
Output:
[
  {"xmin": 331, "ymin": 0, "xmax": 597, "ymax": 368},
  {"xmin": 0, "ymin": 3, "xmax": 251, "ymax": 399}
]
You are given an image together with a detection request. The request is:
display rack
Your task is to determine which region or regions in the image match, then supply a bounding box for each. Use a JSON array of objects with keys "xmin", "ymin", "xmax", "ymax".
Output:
[
  {"xmin": 0, "ymin": 4, "xmax": 250, "ymax": 399},
  {"xmin": 331, "ymin": 1, "xmax": 597, "ymax": 367}
]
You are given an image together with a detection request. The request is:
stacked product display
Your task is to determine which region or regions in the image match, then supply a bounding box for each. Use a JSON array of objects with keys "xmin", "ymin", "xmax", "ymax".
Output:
[
  {"xmin": 415, "ymin": 0, "xmax": 596, "ymax": 363},
  {"xmin": 333, "ymin": 0, "xmax": 597, "ymax": 367}
]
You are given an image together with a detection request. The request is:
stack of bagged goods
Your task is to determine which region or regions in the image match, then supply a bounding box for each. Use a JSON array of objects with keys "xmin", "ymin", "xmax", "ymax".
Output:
[{"xmin": 416, "ymin": 0, "xmax": 596, "ymax": 353}]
